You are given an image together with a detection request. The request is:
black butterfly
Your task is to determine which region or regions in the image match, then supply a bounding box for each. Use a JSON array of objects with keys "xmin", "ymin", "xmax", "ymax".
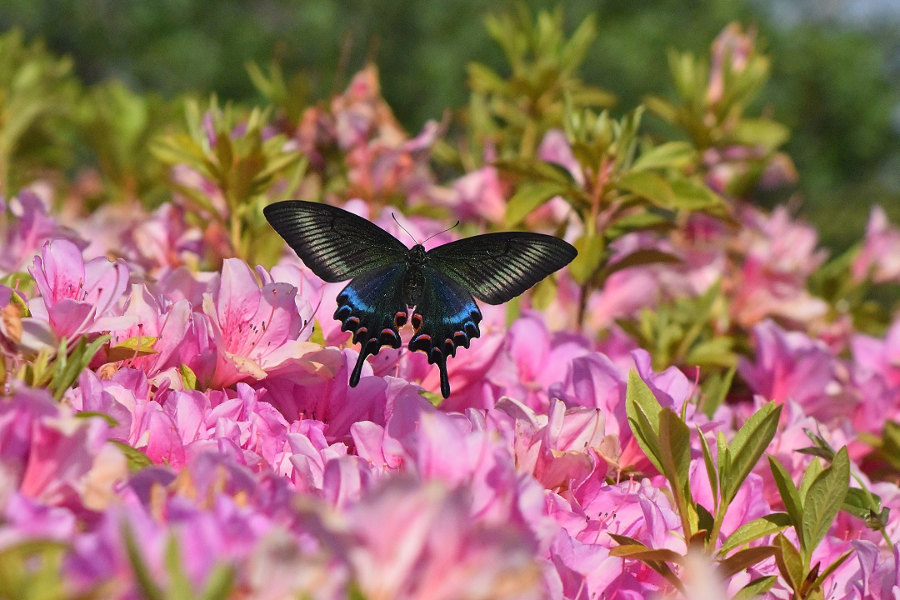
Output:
[{"xmin": 264, "ymin": 200, "xmax": 577, "ymax": 397}]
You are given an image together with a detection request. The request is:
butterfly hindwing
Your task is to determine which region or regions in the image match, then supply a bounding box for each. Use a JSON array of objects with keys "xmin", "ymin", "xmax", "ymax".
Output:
[
  {"xmin": 425, "ymin": 232, "xmax": 577, "ymax": 304},
  {"xmin": 333, "ymin": 264, "xmax": 409, "ymax": 386},
  {"xmin": 408, "ymin": 266, "xmax": 482, "ymax": 398},
  {"xmin": 263, "ymin": 200, "xmax": 407, "ymax": 282}
]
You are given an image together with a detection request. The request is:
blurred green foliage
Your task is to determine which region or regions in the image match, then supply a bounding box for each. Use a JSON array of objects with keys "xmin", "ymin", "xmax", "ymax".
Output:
[{"xmin": 1, "ymin": 0, "xmax": 898, "ymax": 249}]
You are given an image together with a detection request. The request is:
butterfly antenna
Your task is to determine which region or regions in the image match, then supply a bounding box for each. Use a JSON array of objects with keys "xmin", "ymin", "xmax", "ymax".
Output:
[
  {"xmin": 422, "ymin": 220, "xmax": 460, "ymax": 244},
  {"xmin": 391, "ymin": 212, "xmax": 419, "ymax": 245}
]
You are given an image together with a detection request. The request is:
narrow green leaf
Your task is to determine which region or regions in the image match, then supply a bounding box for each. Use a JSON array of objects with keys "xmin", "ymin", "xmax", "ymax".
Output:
[
  {"xmin": 165, "ymin": 536, "xmax": 194, "ymax": 600},
  {"xmin": 799, "ymin": 457, "xmax": 824, "ymax": 500},
  {"xmin": 75, "ymin": 411, "xmax": 120, "ymax": 427},
  {"xmin": 801, "ymin": 447, "xmax": 850, "ymax": 559},
  {"xmin": 631, "ymin": 141, "xmax": 695, "ymax": 172},
  {"xmin": 609, "ymin": 545, "xmax": 682, "ymax": 563},
  {"xmin": 718, "ymin": 545, "xmax": 777, "ymax": 579},
  {"xmin": 569, "ymin": 233, "xmax": 605, "ymax": 284},
  {"xmin": 841, "ymin": 487, "xmax": 883, "ymax": 522},
  {"xmin": 618, "ymin": 170, "xmax": 675, "ymax": 207},
  {"xmin": 773, "ymin": 533, "xmax": 804, "ymax": 593},
  {"xmin": 625, "ymin": 370, "xmax": 664, "ymax": 474},
  {"xmin": 716, "ymin": 432, "xmax": 729, "ymax": 501},
  {"xmin": 52, "ymin": 334, "xmax": 110, "ymax": 401},
  {"xmin": 696, "ymin": 426, "xmax": 718, "ymax": 510},
  {"xmin": 180, "ymin": 364, "xmax": 198, "ymax": 390},
  {"xmin": 107, "ymin": 335, "xmax": 158, "ymax": 362},
  {"xmin": 669, "ymin": 177, "xmax": 723, "ymax": 210},
  {"xmin": 504, "ymin": 181, "xmax": 569, "ymax": 226},
  {"xmin": 768, "ymin": 456, "xmax": 803, "ymax": 533},
  {"xmin": 123, "ymin": 523, "xmax": 164, "ymax": 600},
  {"xmin": 723, "ymin": 402, "xmax": 781, "ymax": 504},
  {"xmin": 199, "ymin": 564, "xmax": 236, "ymax": 600},
  {"xmin": 699, "ymin": 366, "xmax": 736, "ymax": 417},
  {"xmin": 811, "ymin": 549, "xmax": 854, "ymax": 596},
  {"xmin": 731, "ymin": 576, "xmax": 777, "ymax": 600},
  {"xmin": 110, "ymin": 440, "xmax": 153, "ymax": 472},
  {"xmin": 733, "ymin": 118, "xmax": 790, "ymax": 148},
  {"xmin": 602, "ymin": 249, "xmax": 681, "ymax": 279},
  {"xmin": 720, "ymin": 513, "xmax": 792, "ymax": 555},
  {"xmin": 658, "ymin": 408, "xmax": 692, "ymax": 506}
]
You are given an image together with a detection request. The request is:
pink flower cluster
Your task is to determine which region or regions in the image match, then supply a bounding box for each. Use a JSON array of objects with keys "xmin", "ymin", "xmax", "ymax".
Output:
[
  {"xmin": 0, "ymin": 181, "xmax": 898, "ymax": 598},
  {"xmin": 1, "ymin": 58, "xmax": 899, "ymax": 598}
]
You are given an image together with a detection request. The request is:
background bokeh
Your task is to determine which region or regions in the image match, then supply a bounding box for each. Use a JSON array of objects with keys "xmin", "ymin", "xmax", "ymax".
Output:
[{"xmin": 2, "ymin": 0, "xmax": 898, "ymax": 250}]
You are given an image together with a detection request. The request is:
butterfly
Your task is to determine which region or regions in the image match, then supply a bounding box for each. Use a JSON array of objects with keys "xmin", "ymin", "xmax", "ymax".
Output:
[{"xmin": 264, "ymin": 200, "xmax": 577, "ymax": 397}]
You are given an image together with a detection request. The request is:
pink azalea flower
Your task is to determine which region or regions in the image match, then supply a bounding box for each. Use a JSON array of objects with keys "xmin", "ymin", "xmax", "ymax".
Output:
[
  {"xmin": 707, "ymin": 23, "xmax": 755, "ymax": 105},
  {"xmin": 447, "ymin": 165, "xmax": 508, "ymax": 224},
  {"xmin": 0, "ymin": 188, "xmax": 80, "ymax": 272},
  {"xmin": 738, "ymin": 320, "xmax": 846, "ymax": 414},
  {"xmin": 502, "ymin": 314, "xmax": 591, "ymax": 411},
  {"xmin": 852, "ymin": 206, "xmax": 900, "ymax": 284},
  {"xmin": 0, "ymin": 384, "xmax": 124, "ymax": 510},
  {"xmin": 346, "ymin": 477, "xmax": 545, "ymax": 600},
  {"xmin": 28, "ymin": 238, "xmax": 132, "ymax": 340},
  {"xmin": 203, "ymin": 258, "xmax": 338, "ymax": 389}
]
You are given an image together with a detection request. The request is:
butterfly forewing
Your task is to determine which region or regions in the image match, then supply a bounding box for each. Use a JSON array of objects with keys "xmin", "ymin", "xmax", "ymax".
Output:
[
  {"xmin": 264, "ymin": 200, "xmax": 408, "ymax": 282},
  {"xmin": 426, "ymin": 232, "xmax": 577, "ymax": 304}
]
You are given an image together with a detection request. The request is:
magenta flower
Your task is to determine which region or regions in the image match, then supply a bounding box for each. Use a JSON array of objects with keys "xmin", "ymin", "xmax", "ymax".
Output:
[{"xmin": 28, "ymin": 238, "xmax": 132, "ymax": 340}]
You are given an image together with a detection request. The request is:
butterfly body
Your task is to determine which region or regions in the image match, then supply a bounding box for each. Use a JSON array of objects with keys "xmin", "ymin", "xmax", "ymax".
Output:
[{"xmin": 264, "ymin": 200, "xmax": 576, "ymax": 397}]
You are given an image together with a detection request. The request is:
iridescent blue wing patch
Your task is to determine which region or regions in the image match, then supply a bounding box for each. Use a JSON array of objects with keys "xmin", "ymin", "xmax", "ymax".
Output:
[
  {"xmin": 408, "ymin": 266, "xmax": 482, "ymax": 398},
  {"xmin": 333, "ymin": 263, "xmax": 409, "ymax": 387}
]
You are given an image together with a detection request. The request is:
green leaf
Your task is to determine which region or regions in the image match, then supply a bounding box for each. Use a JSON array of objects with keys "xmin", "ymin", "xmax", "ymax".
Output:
[
  {"xmin": 841, "ymin": 487, "xmax": 883, "ymax": 522},
  {"xmin": 699, "ymin": 366, "xmax": 735, "ymax": 417},
  {"xmin": 720, "ymin": 513, "xmax": 792, "ymax": 555},
  {"xmin": 631, "ymin": 141, "xmax": 695, "ymax": 172},
  {"xmin": 165, "ymin": 536, "xmax": 194, "ymax": 600},
  {"xmin": 768, "ymin": 456, "xmax": 804, "ymax": 533},
  {"xmin": 773, "ymin": 533, "xmax": 804, "ymax": 593},
  {"xmin": 625, "ymin": 370, "xmax": 664, "ymax": 474},
  {"xmin": 504, "ymin": 181, "xmax": 570, "ymax": 226},
  {"xmin": 107, "ymin": 335, "xmax": 158, "ymax": 362},
  {"xmin": 76, "ymin": 411, "xmax": 120, "ymax": 427},
  {"xmin": 733, "ymin": 118, "xmax": 790, "ymax": 149},
  {"xmin": 494, "ymin": 158, "xmax": 576, "ymax": 184},
  {"xmin": 697, "ymin": 426, "xmax": 718, "ymax": 509},
  {"xmin": 110, "ymin": 440, "xmax": 153, "ymax": 472},
  {"xmin": 199, "ymin": 564, "xmax": 236, "ymax": 600},
  {"xmin": 801, "ymin": 446, "xmax": 850, "ymax": 560},
  {"xmin": 731, "ymin": 576, "xmax": 777, "ymax": 600},
  {"xmin": 124, "ymin": 523, "xmax": 164, "ymax": 600},
  {"xmin": 669, "ymin": 177, "xmax": 723, "ymax": 210},
  {"xmin": 605, "ymin": 210, "xmax": 674, "ymax": 239},
  {"xmin": 179, "ymin": 364, "xmax": 198, "ymax": 390},
  {"xmin": 602, "ymin": 249, "xmax": 681, "ymax": 279},
  {"xmin": 658, "ymin": 408, "xmax": 692, "ymax": 507},
  {"xmin": 569, "ymin": 233, "xmax": 605, "ymax": 284},
  {"xmin": 718, "ymin": 545, "xmax": 777, "ymax": 579},
  {"xmin": 608, "ymin": 545, "xmax": 682, "ymax": 563},
  {"xmin": 420, "ymin": 389, "xmax": 444, "ymax": 407},
  {"xmin": 618, "ymin": 170, "xmax": 675, "ymax": 207},
  {"xmin": 723, "ymin": 402, "xmax": 781, "ymax": 504},
  {"xmin": 51, "ymin": 334, "xmax": 111, "ymax": 401}
]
